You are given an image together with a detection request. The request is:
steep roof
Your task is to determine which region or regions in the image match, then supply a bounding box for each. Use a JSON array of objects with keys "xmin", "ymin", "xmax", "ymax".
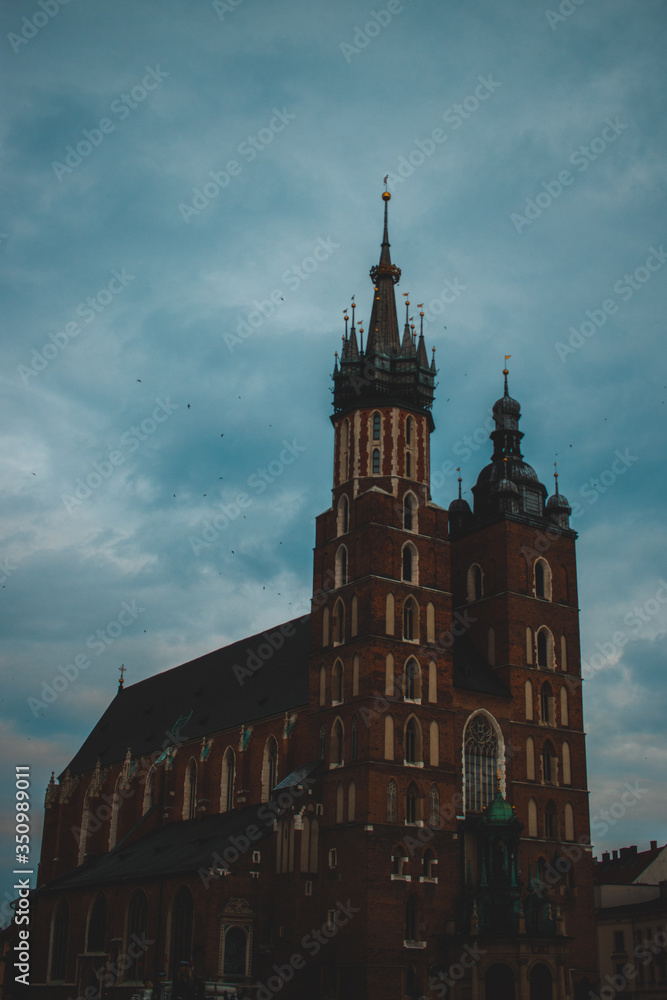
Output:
[
  {"xmin": 36, "ymin": 803, "xmax": 281, "ymax": 892},
  {"xmin": 63, "ymin": 615, "xmax": 311, "ymax": 777},
  {"xmin": 594, "ymin": 843, "xmax": 667, "ymax": 885}
]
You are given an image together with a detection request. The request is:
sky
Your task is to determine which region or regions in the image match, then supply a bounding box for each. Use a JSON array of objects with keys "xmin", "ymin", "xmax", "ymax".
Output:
[{"xmin": 1, "ymin": 0, "xmax": 666, "ymax": 924}]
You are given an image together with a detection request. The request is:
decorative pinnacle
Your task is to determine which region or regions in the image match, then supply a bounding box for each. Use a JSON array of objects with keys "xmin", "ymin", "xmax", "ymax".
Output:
[
  {"xmin": 503, "ymin": 354, "xmax": 511, "ymax": 395},
  {"xmin": 456, "ymin": 467, "xmax": 462, "ymax": 500},
  {"xmin": 118, "ymin": 664, "xmax": 126, "ymax": 692},
  {"xmin": 554, "ymin": 462, "xmax": 560, "ymax": 496}
]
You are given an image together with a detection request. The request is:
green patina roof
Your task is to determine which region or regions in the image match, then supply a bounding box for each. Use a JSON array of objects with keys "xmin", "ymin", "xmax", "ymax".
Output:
[{"xmin": 483, "ymin": 790, "xmax": 516, "ymax": 824}]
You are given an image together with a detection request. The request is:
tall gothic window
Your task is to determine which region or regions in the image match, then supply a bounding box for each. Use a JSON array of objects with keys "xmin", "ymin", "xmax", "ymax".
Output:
[
  {"xmin": 261, "ymin": 737, "xmax": 278, "ymax": 801},
  {"xmin": 372, "ymin": 412, "xmax": 381, "ymax": 440},
  {"xmin": 387, "ymin": 780, "xmax": 397, "ymax": 822},
  {"xmin": 332, "ymin": 720, "xmax": 344, "ymax": 765},
  {"xmin": 403, "ymin": 598, "xmax": 418, "ymax": 641},
  {"xmin": 429, "ymin": 784, "xmax": 440, "ymax": 826},
  {"xmin": 403, "ymin": 492, "xmax": 416, "ymax": 531},
  {"xmin": 372, "ymin": 448, "xmax": 380, "ymax": 474},
  {"xmin": 87, "ymin": 893, "xmax": 106, "ymax": 952},
  {"xmin": 169, "ymin": 886, "xmax": 194, "ymax": 977},
  {"xmin": 126, "ymin": 890, "xmax": 148, "ymax": 981},
  {"xmin": 221, "ymin": 748, "xmax": 235, "ymax": 812},
  {"xmin": 405, "ymin": 717, "xmax": 420, "ymax": 763},
  {"xmin": 464, "ymin": 714, "xmax": 499, "ymax": 813},
  {"xmin": 49, "ymin": 898, "xmax": 69, "ymax": 980}
]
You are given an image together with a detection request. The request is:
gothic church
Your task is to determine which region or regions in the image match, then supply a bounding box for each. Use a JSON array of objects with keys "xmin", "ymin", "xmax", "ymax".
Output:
[{"xmin": 30, "ymin": 192, "xmax": 598, "ymax": 1000}]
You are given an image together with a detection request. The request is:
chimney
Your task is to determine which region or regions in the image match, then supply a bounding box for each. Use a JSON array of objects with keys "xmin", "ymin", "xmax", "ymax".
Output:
[
  {"xmin": 620, "ymin": 846, "xmax": 638, "ymax": 862},
  {"xmin": 612, "ymin": 850, "xmax": 618, "ymax": 860},
  {"xmin": 651, "ymin": 840, "xmax": 657, "ymax": 851},
  {"xmin": 602, "ymin": 852, "xmax": 610, "ymax": 863}
]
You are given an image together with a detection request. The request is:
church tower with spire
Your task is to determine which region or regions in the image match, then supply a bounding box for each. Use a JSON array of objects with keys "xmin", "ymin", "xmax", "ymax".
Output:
[{"xmin": 307, "ymin": 192, "xmax": 597, "ymax": 999}]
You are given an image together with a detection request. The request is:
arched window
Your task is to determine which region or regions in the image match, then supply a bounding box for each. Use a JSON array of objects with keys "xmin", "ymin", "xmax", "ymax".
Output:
[
  {"xmin": 423, "ymin": 848, "xmax": 436, "ymax": 879},
  {"xmin": 403, "ymin": 597, "xmax": 419, "ymax": 641},
  {"xmin": 404, "ymin": 658, "xmax": 421, "ymax": 701},
  {"xmin": 540, "ymin": 683, "xmax": 555, "ymax": 726},
  {"xmin": 335, "ymin": 545, "xmax": 348, "ymax": 588},
  {"xmin": 405, "ymin": 716, "xmax": 422, "ymax": 764},
  {"xmin": 406, "ymin": 415, "xmax": 414, "ymax": 446},
  {"xmin": 528, "ymin": 797, "xmax": 538, "ymax": 837},
  {"xmin": 221, "ymin": 748, "xmax": 235, "ymax": 812},
  {"xmin": 372, "ymin": 412, "xmax": 381, "ymax": 440},
  {"xmin": 535, "ymin": 559, "xmax": 552, "ymax": 600},
  {"xmin": 223, "ymin": 926, "xmax": 249, "ymax": 977},
  {"xmin": 464, "ymin": 713, "xmax": 500, "ymax": 812},
  {"xmin": 486, "ymin": 965, "xmax": 515, "ymax": 1000},
  {"xmin": 336, "ymin": 781, "xmax": 344, "ymax": 823},
  {"xmin": 430, "ymin": 721, "xmax": 439, "ymax": 767},
  {"xmin": 428, "ymin": 659, "xmax": 437, "ymax": 702},
  {"xmin": 384, "ymin": 714, "xmax": 394, "ymax": 761},
  {"xmin": 403, "ymin": 491, "xmax": 417, "ymax": 531},
  {"xmin": 402, "ymin": 543, "xmax": 417, "ymax": 583},
  {"xmin": 332, "ymin": 598, "xmax": 345, "ymax": 644},
  {"xmin": 87, "ymin": 893, "xmax": 106, "ymax": 952},
  {"xmin": 78, "ymin": 789, "xmax": 92, "ymax": 866},
  {"xmin": 545, "ymin": 800, "xmax": 558, "ymax": 840},
  {"xmin": 126, "ymin": 890, "xmax": 148, "ymax": 981},
  {"xmin": 429, "ymin": 784, "xmax": 440, "ymax": 826},
  {"xmin": 348, "ymin": 780, "xmax": 356, "ymax": 822},
  {"xmin": 525, "ymin": 679, "xmax": 534, "ymax": 720},
  {"xmin": 49, "ymin": 898, "xmax": 69, "ymax": 980},
  {"xmin": 467, "ymin": 564, "xmax": 483, "ymax": 602},
  {"xmin": 331, "ymin": 719, "xmax": 344, "ymax": 765},
  {"xmin": 542, "ymin": 741, "xmax": 556, "ymax": 784},
  {"xmin": 169, "ymin": 886, "xmax": 194, "ymax": 976},
  {"xmin": 560, "ymin": 687, "xmax": 569, "ymax": 726},
  {"xmin": 351, "ymin": 716, "xmax": 358, "ymax": 761},
  {"xmin": 183, "ymin": 759, "xmax": 197, "ymax": 820},
  {"xmin": 537, "ymin": 627, "xmax": 555, "ymax": 669},
  {"xmin": 261, "ymin": 737, "xmax": 278, "ymax": 802},
  {"xmin": 337, "ymin": 494, "xmax": 349, "ymax": 535},
  {"xmin": 562, "ymin": 741, "xmax": 572, "ymax": 785},
  {"xmin": 564, "ymin": 802, "xmax": 575, "ymax": 842},
  {"xmin": 332, "ymin": 660, "xmax": 343, "ymax": 704},
  {"xmin": 351, "ymin": 594, "xmax": 358, "ymax": 636},
  {"xmin": 142, "ymin": 767, "xmax": 155, "ymax": 815},
  {"xmin": 340, "ymin": 418, "xmax": 350, "ymax": 481},
  {"xmin": 406, "ymin": 782, "xmax": 419, "ymax": 824},
  {"xmin": 108, "ymin": 775, "xmax": 123, "ymax": 849},
  {"xmin": 372, "ymin": 448, "xmax": 380, "ymax": 474},
  {"xmin": 387, "ymin": 780, "xmax": 398, "ymax": 823},
  {"xmin": 405, "ymin": 451, "xmax": 412, "ymax": 478},
  {"xmin": 405, "ymin": 895, "xmax": 419, "ymax": 941},
  {"xmin": 526, "ymin": 736, "xmax": 535, "ymax": 781},
  {"xmin": 319, "ymin": 725, "xmax": 325, "ymax": 760},
  {"xmin": 530, "ymin": 963, "xmax": 553, "ymax": 1000}
]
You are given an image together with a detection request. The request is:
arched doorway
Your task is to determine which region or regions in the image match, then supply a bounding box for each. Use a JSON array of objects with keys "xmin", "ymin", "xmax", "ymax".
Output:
[
  {"xmin": 530, "ymin": 963, "xmax": 553, "ymax": 1000},
  {"xmin": 485, "ymin": 963, "xmax": 516, "ymax": 1000}
]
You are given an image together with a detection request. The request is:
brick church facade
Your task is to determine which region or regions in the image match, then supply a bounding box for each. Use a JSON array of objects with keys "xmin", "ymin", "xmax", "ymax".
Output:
[{"xmin": 29, "ymin": 193, "xmax": 598, "ymax": 999}]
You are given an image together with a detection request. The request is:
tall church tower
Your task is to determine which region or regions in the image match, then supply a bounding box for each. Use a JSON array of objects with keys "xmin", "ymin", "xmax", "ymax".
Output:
[{"xmin": 306, "ymin": 193, "xmax": 597, "ymax": 1000}]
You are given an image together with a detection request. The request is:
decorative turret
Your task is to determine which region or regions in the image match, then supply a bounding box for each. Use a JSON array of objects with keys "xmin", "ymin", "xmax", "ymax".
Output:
[
  {"xmin": 332, "ymin": 191, "xmax": 436, "ymax": 421},
  {"xmin": 546, "ymin": 464, "xmax": 572, "ymax": 528},
  {"xmin": 472, "ymin": 366, "xmax": 547, "ymax": 520}
]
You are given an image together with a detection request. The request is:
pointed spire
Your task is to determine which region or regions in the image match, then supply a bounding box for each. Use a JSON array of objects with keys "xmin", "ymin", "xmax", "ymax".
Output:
[
  {"xmin": 400, "ymin": 295, "xmax": 414, "ymax": 355},
  {"xmin": 431, "ymin": 345, "xmax": 437, "ymax": 373},
  {"xmin": 417, "ymin": 324, "xmax": 429, "ymax": 368},
  {"xmin": 367, "ymin": 190, "xmax": 401, "ymax": 355}
]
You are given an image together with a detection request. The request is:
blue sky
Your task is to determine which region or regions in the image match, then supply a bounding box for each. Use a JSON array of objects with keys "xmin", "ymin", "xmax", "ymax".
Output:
[{"xmin": 1, "ymin": 0, "xmax": 666, "ymax": 922}]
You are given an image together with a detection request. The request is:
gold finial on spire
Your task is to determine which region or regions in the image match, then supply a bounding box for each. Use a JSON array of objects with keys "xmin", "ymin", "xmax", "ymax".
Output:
[
  {"xmin": 118, "ymin": 664, "xmax": 126, "ymax": 692},
  {"xmin": 382, "ymin": 175, "xmax": 390, "ymax": 200},
  {"xmin": 456, "ymin": 468, "xmax": 462, "ymax": 500}
]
